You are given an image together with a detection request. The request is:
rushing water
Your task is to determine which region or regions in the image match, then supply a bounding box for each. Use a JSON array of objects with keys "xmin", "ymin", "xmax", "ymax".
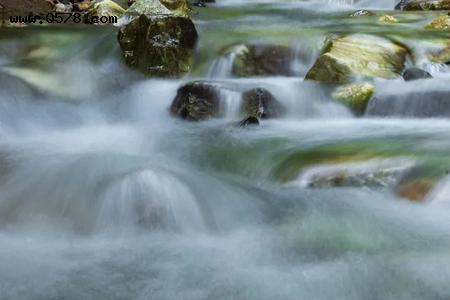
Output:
[{"xmin": 2, "ymin": 1, "xmax": 450, "ymax": 299}]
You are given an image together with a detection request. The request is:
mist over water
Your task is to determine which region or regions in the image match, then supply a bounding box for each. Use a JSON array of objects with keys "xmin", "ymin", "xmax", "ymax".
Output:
[{"xmin": 2, "ymin": 1, "xmax": 450, "ymax": 299}]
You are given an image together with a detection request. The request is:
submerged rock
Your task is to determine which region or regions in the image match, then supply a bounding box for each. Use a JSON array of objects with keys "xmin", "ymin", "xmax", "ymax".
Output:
[
  {"xmin": 305, "ymin": 34, "xmax": 409, "ymax": 84},
  {"xmin": 349, "ymin": 10, "xmax": 375, "ymax": 17},
  {"xmin": 170, "ymin": 82, "xmax": 221, "ymax": 121},
  {"xmin": 241, "ymin": 88, "xmax": 285, "ymax": 119},
  {"xmin": 332, "ymin": 83, "xmax": 375, "ymax": 116},
  {"xmin": 223, "ymin": 44, "xmax": 294, "ymax": 77},
  {"xmin": 366, "ymin": 90, "xmax": 450, "ymax": 118},
  {"xmin": 378, "ymin": 15, "xmax": 398, "ymax": 23},
  {"xmin": 395, "ymin": 0, "xmax": 450, "ymax": 10},
  {"xmin": 294, "ymin": 158, "xmax": 414, "ymax": 189},
  {"xmin": 118, "ymin": 0, "xmax": 198, "ymax": 77},
  {"xmin": 402, "ymin": 67, "xmax": 432, "ymax": 81},
  {"xmin": 397, "ymin": 180, "xmax": 434, "ymax": 202}
]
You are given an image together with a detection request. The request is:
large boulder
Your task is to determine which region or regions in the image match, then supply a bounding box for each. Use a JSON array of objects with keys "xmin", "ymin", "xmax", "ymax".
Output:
[
  {"xmin": 170, "ymin": 82, "xmax": 221, "ymax": 121},
  {"xmin": 395, "ymin": 0, "xmax": 450, "ymax": 10},
  {"xmin": 305, "ymin": 34, "xmax": 409, "ymax": 84},
  {"xmin": 223, "ymin": 44, "xmax": 294, "ymax": 77},
  {"xmin": 366, "ymin": 90, "xmax": 450, "ymax": 118},
  {"xmin": 118, "ymin": 0, "xmax": 198, "ymax": 77},
  {"xmin": 240, "ymin": 88, "xmax": 285, "ymax": 119}
]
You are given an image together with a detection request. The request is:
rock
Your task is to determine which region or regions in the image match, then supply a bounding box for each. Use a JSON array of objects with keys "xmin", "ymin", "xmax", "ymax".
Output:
[
  {"xmin": 118, "ymin": 0, "xmax": 198, "ymax": 77},
  {"xmin": 366, "ymin": 90, "xmax": 450, "ymax": 118},
  {"xmin": 428, "ymin": 44, "xmax": 450, "ymax": 63},
  {"xmin": 378, "ymin": 15, "xmax": 398, "ymax": 23},
  {"xmin": 294, "ymin": 158, "xmax": 414, "ymax": 189},
  {"xmin": 223, "ymin": 44, "xmax": 294, "ymax": 77},
  {"xmin": 305, "ymin": 34, "xmax": 409, "ymax": 84},
  {"xmin": 55, "ymin": 2, "xmax": 73, "ymax": 13},
  {"xmin": 238, "ymin": 116, "xmax": 260, "ymax": 127},
  {"xmin": 349, "ymin": 10, "xmax": 375, "ymax": 17},
  {"xmin": 395, "ymin": 0, "xmax": 450, "ymax": 10},
  {"xmin": 402, "ymin": 67, "xmax": 432, "ymax": 81},
  {"xmin": 397, "ymin": 180, "xmax": 434, "ymax": 202},
  {"xmin": 332, "ymin": 83, "xmax": 375, "ymax": 115},
  {"xmin": 241, "ymin": 88, "xmax": 285, "ymax": 119},
  {"xmin": 1, "ymin": 0, "xmax": 54, "ymax": 18},
  {"xmin": 170, "ymin": 82, "xmax": 221, "ymax": 121},
  {"xmin": 426, "ymin": 15, "xmax": 450, "ymax": 30},
  {"xmin": 85, "ymin": 0, "xmax": 125, "ymax": 21},
  {"xmin": 160, "ymin": 0, "xmax": 192, "ymax": 17}
]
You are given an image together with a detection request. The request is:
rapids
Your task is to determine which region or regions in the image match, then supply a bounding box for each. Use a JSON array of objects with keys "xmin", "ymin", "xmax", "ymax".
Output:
[{"xmin": 1, "ymin": 1, "xmax": 450, "ymax": 299}]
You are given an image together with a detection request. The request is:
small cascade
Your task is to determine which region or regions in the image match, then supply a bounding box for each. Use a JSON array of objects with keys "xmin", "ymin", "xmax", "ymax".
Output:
[
  {"xmin": 97, "ymin": 169, "xmax": 206, "ymax": 234},
  {"xmin": 208, "ymin": 52, "xmax": 237, "ymax": 79},
  {"xmin": 219, "ymin": 88, "xmax": 242, "ymax": 118},
  {"xmin": 366, "ymin": 80, "xmax": 450, "ymax": 118}
]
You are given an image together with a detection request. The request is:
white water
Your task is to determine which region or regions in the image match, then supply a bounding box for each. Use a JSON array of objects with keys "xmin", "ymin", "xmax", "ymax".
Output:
[{"xmin": 2, "ymin": 1, "xmax": 450, "ymax": 299}]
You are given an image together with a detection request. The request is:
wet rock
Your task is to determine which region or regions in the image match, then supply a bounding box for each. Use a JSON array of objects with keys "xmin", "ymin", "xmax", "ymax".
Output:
[
  {"xmin": 395, "ymin": 0, "xmax": 450, "ymax": 10},
  {"xmin": 85, "ymin": 0, "xmax": 125, "ymax": 21},
  {"xmin": 223, "ymin": 44, "xmax": 294, "ymax": 77},
  {"xmin": 55, "ymin": 2, "xmax": 73, "ymax": 13},
  {"xmin": 170, "ymin": 82, "xmax": 221, "ymax": 121},
  {"xmin": 428, "ymin": 44, "xmax": 450, "ymax": 64},
  {"xmin": 332, "ymin": 83, "xmax": 375, "ymax": 116},
  {"xmin": 366, "ymin": 90, "xmax": 450, "ymax": 118},
  {"xmin": 349, "ymin": 10, "xmax": 375, "ymax": 17},
  {"xmin": 295, "ymin": 158, "xmax": 414, "ymax": 189},
  {"xmin": 305, "ymin": 34, "xmax": 409, "ymax": 84},
  {"xmin": 238, "ymin": 116, "xmax": 260, "ymax": 127},
  {"xmin": 397, "ymin": 180, "xmax": 434, "ymax": 202},
  {"xmin": 426, "ymin": 15, "xmax": 450, "ymax": 30},
  {"xmin": 118, "ymin": 0, "xmax": 198, "ymax": 77},
  {"xmin": 241, "ymin": 88, "xmax": 285, "ymax": 119},
  {"xmin": 402, "ymin": 67, "xmax": 432, "ymax": 81}
]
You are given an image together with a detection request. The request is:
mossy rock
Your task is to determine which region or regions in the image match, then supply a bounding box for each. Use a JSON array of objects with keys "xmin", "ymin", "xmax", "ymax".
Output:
[
  {"xmin": 396, "ymin": 0, "xmax": 450, "ymax": 10},
  {"xmin": 222, "ymin": 44, "xmax": 294, "ymax": 77},
  {"xmin": 305, "ymin": 34, "xmax": 409, "ymax": 84},
  {"xmin": 426, "ymin": 15, "xmax": 450, "ymax": 30},
  {"xmin": 332, "ymin": 83, "xmax": 375, "ymax": 115},
  {"xmin": 118, "ymin": 0, "xmax": 198, "ymax": 77}
]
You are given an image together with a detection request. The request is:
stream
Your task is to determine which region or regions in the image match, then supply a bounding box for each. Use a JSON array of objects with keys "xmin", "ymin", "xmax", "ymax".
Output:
[{"xmin": 2, "ymin": 0, "xmax": 450, "ymax": 299}]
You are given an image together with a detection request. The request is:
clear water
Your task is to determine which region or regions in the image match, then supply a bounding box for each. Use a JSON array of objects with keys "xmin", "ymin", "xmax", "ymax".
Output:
[{"xmin": 1, "ymin": 1, "xmax": 450, "ymax": 299}]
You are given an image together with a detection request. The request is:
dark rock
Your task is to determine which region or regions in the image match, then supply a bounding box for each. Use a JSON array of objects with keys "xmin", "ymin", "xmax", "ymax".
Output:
[
  {"xmin": 118, "ymin": 14, "xmax": 198, "ymax": 77},
  {"xmin": 118, "ymin": 0, "xmax": 198, "ymax": 77},
  {"xmin": 224, "ymin": 44, "xmax": 294, "ymax": 77},
  {"xmin": 170, "ymin": 82, "xmax": 221, "ymax": 121},
  {"xmin": 402, "ymin": 67, "xmax": 432, "ymax": 81},
  {"xmin": 366, "ymin": 90, "xmax": 450, "ymax": 118},
  {"xmin": 238, "ymin": 116, "xmax": 260, "ymax": 127},
  {"xmin": 241, "ymin": 87, "xmax": 285, "ymax": 119}
]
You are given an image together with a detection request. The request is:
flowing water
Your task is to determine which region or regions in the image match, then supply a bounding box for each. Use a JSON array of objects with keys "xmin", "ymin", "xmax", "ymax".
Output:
[{"xmin": 2, "ymin": 1, "xmax": 450, "ymax": 299}]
